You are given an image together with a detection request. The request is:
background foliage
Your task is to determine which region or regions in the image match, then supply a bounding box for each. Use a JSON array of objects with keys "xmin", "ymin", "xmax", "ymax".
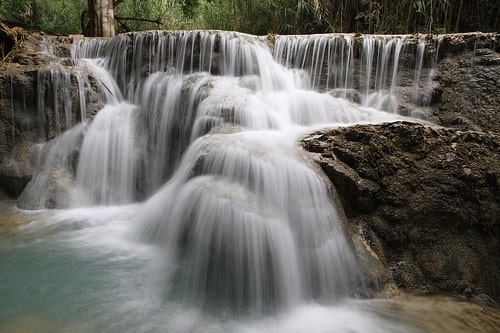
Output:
[{"xmin": 0, "ymin": 0, "xmax": 498, "ymax": 35}]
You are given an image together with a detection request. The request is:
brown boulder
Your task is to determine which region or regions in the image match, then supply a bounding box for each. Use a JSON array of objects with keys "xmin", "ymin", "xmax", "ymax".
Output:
[{"xmin": 302, "ymin": 121, "xmax": 499, "ymax": 303}]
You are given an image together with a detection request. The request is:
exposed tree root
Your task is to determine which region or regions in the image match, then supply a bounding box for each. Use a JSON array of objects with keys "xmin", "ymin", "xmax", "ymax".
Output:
[{"xmin": 0, "ymin": 22, "xmax": 26, "ymax": 61}]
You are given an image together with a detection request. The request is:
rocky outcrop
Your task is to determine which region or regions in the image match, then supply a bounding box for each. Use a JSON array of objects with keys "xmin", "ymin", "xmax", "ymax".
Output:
[
  {"xmin": 302, "ymin": 122, "xmax": 499, "ymax": 303},
  {"xmin": 384, "ymin": 33, "xmax": 499, "ymax": 132},
  {"xmin": 0, "ymin": 28, "xmax": 104, "ymax": 197},
  {"xmin": 435, "ymin": 34, "xmax": 499, "ymax": 132},
  {"xmin": 0, "ymin": 65, "xmax": 39, "ymax": 196}
]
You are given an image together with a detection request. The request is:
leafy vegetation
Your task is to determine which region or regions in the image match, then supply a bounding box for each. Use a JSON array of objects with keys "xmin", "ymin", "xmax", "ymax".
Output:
[
  {"xmin": 0, "ymin": 0, "xmax": 85, "ymax": 35},
  {"xmin": 0, "ymin": 0, "xmax": 498, "ymax": 35}
]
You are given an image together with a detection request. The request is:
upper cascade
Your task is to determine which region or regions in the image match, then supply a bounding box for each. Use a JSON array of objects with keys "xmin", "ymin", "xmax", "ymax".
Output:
[
  {"xmin": 70, "ymin": 31, "xmax": 441, "ymax": 113},
  {"xmin": 273, "ymin": 33, "xmax": 441, "ymax": 112},
  {"xmin": 15, "ymin": 30, "xmax": 443, "ymax": 210}
]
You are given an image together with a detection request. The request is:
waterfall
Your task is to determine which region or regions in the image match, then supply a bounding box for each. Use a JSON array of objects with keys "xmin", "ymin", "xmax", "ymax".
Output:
[
  {"xmin": 138, "ymin": 130, "xmax": 358, "ymax": 313},
  {"xmin": 273, "ymin": 33, "xmax": 439, "ymax": 114},
  {"xmin": 16, "ymin": 31, "xmax": 441, "ymax": 317},
  {"xmin": 412, "ymin": 36, "xmax": 441, "ymax": 111},
  {"xmin": 17, "ymin": 124, "xmax": 85, "ymax": 209},
  {"xmin": 9, "ymin": 75, "xmax": 16, "ymax": 147},
  {"xmin": 70, "ymin": 57, "xmax": 137, "ymax": 206},
  {"xmin": 72, "ymin": 102, "xmax": 137, "ymax": 206},
  {"xmin": 36, "ymin": 66, "xmax": 74, "ymax": 138}
]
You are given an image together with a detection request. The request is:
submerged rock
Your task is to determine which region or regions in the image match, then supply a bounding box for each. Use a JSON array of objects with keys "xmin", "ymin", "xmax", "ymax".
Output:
[{"xmin": 302, "ymin": 121, "xmax": 500, "ymax": 303}]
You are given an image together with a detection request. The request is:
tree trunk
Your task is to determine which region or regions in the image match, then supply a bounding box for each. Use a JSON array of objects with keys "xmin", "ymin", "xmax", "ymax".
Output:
[{"xmin": 88, "ymin": 0, "xmax": 115, "ymax": 37}]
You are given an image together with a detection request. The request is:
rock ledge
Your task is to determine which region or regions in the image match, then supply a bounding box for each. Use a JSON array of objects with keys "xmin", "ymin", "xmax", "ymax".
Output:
[{"xmin": 302, "ymin": 121, "xmax": 499, "ymax": 303}]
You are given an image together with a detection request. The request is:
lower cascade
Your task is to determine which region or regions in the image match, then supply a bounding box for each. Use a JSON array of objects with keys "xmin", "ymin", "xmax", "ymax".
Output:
[
  {"xmin": 138, "ymin": 132, "xmax": 358, "ymax": 313},
  {"xmin": 2, "ymin": 30, "xmax": 465, "ymax": 332}
]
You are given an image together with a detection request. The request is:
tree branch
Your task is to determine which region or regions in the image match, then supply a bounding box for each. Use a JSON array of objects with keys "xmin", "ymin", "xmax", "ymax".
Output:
[{"xmin": 114, "ymin": 16, "xmax": 162, "ymax": 25}]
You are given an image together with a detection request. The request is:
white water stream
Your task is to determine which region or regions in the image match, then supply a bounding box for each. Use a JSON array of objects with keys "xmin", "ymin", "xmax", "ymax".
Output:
[{"xmin": 1, "ymin": 31, "xmax": 444, "ymax": 332}]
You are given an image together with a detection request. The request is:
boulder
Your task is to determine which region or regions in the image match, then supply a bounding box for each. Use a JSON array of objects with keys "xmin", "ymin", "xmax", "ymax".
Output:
[
  {"xmin": 436, "ymin": 46, "xmax": 500, "ymax": 132},
  {"xmin": 302, "ymin": 121, "xmax": 499, "ymax": 303}
]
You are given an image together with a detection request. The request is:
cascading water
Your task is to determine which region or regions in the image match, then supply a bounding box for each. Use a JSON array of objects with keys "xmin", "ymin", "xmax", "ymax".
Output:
[
  {"xmin": 67, "ymin": 30, "xmax": 419, "ymax": 315},
  {"xmin": 16, "ymin": 124, "xmax": 85, "ymax": 209},
  {"xmin": 70, "ymin": 58, "xmax": 138, "ymax": 206},
  {"xmin": 36, "ymin": 65, "xmax": 77, "ymax": 139},
  {"xmin": 2, "ymin": 31, "xmax": 443, "ymax": 332},
  {"xmin": 273, "ymin": 34, "xmax": 440, "ymax": 115},
  {"xmin": 15, "ymin": 59, "xmax": 107, "ymax": 209},
  {"xmin": 138, "ymin": 130, "xmax": 358, "ymax": 314}
]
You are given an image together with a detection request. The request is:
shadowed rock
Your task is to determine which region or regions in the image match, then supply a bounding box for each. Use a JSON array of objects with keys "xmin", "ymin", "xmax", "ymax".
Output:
[{"xmin": 302, "ymin": 121, "xmax": 499, "ymax": 304}]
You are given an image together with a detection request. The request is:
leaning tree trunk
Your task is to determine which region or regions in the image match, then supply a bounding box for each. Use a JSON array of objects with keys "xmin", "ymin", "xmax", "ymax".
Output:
[{"xmin": 88, "ymin": 0, "xmax": 115, "ymax": 37}]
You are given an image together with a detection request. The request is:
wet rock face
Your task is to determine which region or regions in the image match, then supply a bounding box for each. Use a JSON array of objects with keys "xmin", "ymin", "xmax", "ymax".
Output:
[
  {"xmin": 302, "ymin": 122, "xmax": 500, "ymax": 303},
  {"xmin": 437, "ymin": 46, "xmax": 500, "ymax": 132},
  {"xmin": 0, "ymin": 67, "xmax": 88, "ymax": 197},
  {"xmin": 0, "ymin": 32, "xmax": 104, "ymax": 197},
  {"xmin": 379, "ymin": 33, "xmax": 499, "ymax": 131},
  {"xmin": 0, "ymin": 70, "xmax": 38, "ymax": 196}
]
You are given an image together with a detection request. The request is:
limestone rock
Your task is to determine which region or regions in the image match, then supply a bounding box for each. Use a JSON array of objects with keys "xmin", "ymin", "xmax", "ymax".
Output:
[
  {"xmin": 0, "ymin": 30, "xmax": 104, "ymax": 197},
  {"xmin": 302, "ymin": 121, "xmax": 500, "ymax": 303},
  {"xmin": 437, "ymin": 47, "xmax": 500, "ymax": 132}
]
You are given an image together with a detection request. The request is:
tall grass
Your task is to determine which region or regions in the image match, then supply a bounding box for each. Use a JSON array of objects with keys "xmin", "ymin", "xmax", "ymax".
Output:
[{"xmin": 1, "ymin": 0, "xmax": 498, "ymax": 35}]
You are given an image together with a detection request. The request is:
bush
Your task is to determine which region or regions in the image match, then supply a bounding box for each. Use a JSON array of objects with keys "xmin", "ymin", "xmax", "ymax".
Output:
[
  {"xmin": 0, "ymin": 0, "xmax": 84, "ymax": 35},
  {"xmin": 1, "ymin": 0, "xmax": 498, "ymax": 36}
]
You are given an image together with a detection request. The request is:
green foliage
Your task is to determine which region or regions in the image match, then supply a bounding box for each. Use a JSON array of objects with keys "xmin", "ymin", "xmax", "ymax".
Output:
[
  {"xmin": 181, "ymin": 0, "xmax": 200, "ymax": 18},
  {"xmin": 0, "ymin": 0, "xmax": 36, "ymax": 26},
  {"xmin": 355, "ymin": 1, "xmax": 382, "ymax": 33},
  {"xmin": 0, "ymin": 0, "xmax": 84, "ymax": 35},
  {"xmin": 38, "ymin": 0, "xmax": 85, "ymax": 35},
  {"xmin": 1, "ymin": 0, "xmax": 498, "ymax": 36},
  {"xmin": 197, "ymin": 0, "xmax": 238, "ymax": 32},
  {"xmin": 114, "ymin": 0, "xmax": 169, "ymax": 32},
  {"xmin": 230, "ymin": 0, "xmax": 274, "ymax": 34}
]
